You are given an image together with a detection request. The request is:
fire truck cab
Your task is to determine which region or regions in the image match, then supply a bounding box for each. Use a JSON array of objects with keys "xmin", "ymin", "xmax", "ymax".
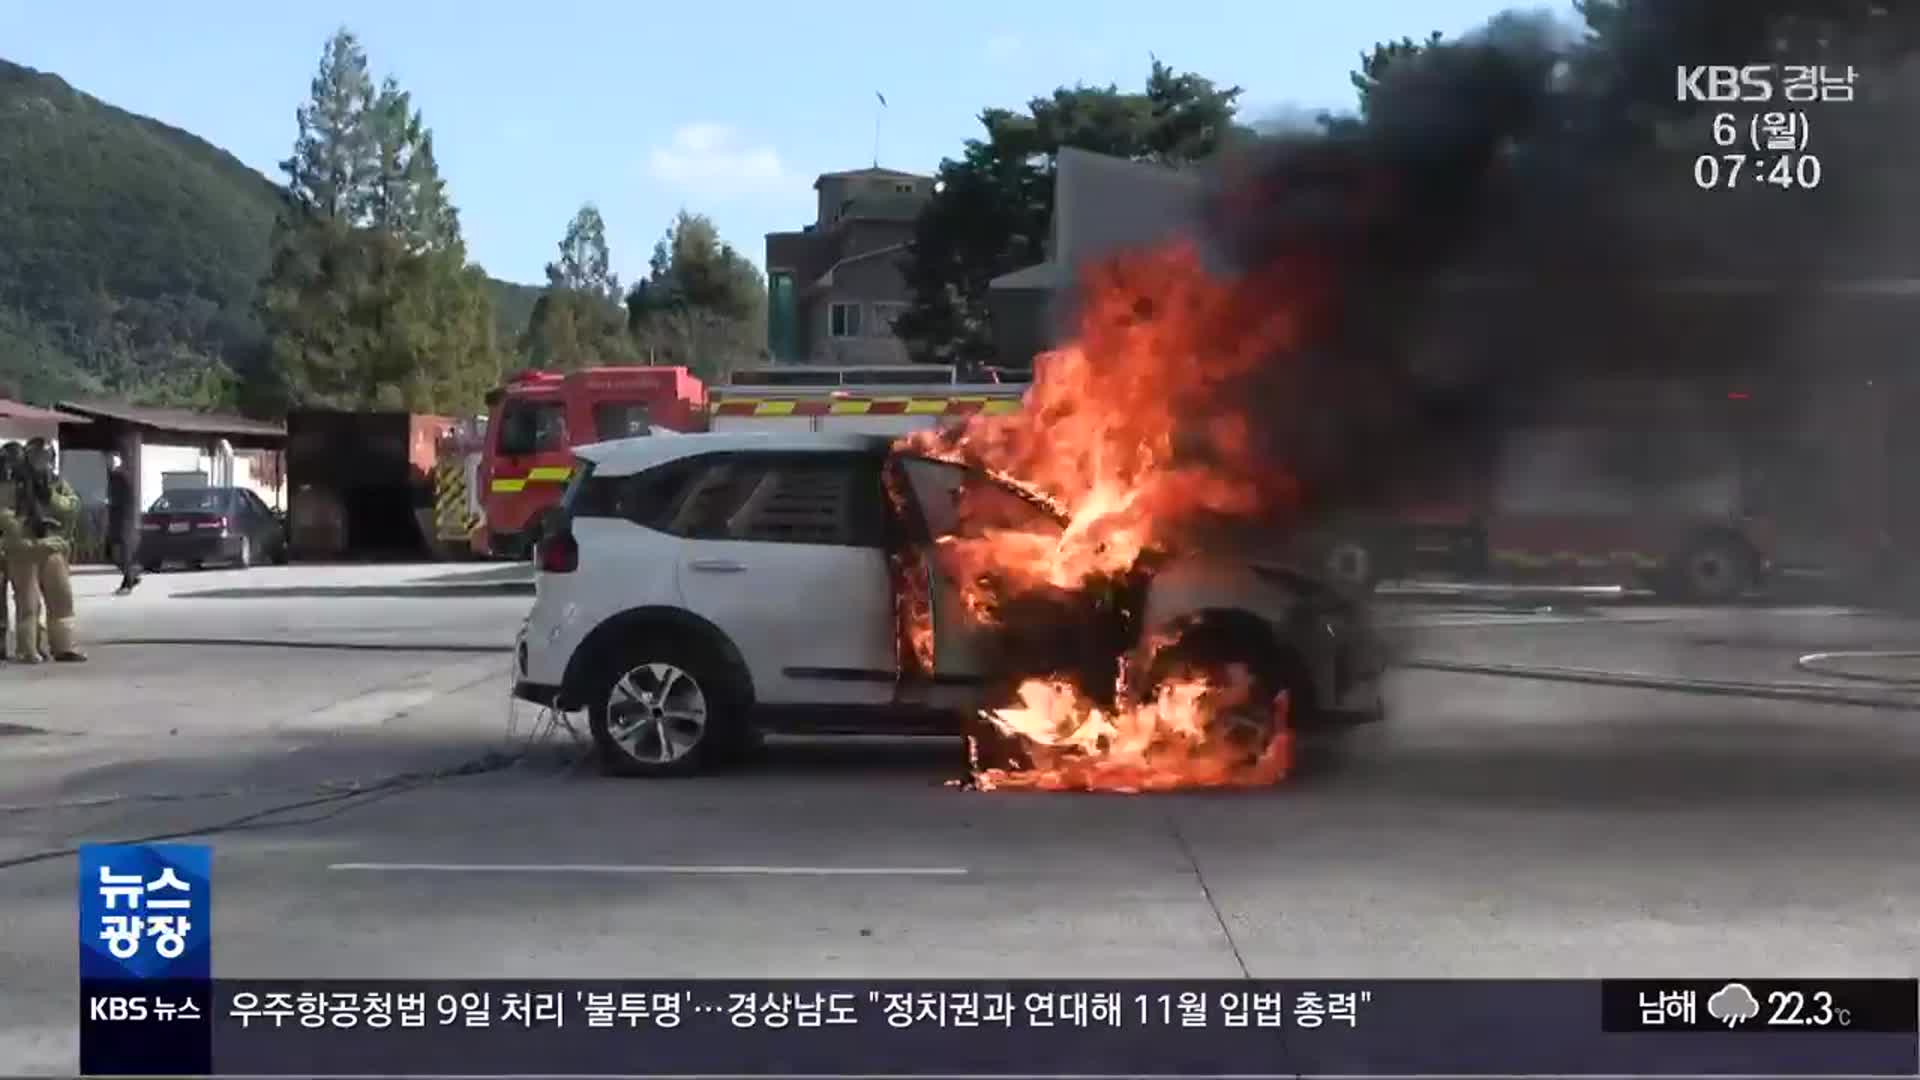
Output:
[{"xmin": 479, "ymin": 366, "xmax": 707, "ymax": 557}]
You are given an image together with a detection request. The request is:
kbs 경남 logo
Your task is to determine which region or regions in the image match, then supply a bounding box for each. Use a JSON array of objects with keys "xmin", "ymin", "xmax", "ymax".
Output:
[
  {"xmin": 78, "ymin": 843, "xmax": 211, "ymax": 980},
  {"xmin": 1677, "ymin": 65, "xmax": 1776, "ymax": 103}
]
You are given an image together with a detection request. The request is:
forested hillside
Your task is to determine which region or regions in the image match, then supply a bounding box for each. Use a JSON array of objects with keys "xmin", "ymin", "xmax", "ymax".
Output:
[{"xmin": 0, "ymin": 58, "xmax": 542, "ymax": 410}]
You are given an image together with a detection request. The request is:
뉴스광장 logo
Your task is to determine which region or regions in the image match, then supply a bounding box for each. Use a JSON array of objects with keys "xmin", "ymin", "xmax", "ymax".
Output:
[{"xmin": 78, "ymin": 843, "xmax": 211, "ymax": 980}]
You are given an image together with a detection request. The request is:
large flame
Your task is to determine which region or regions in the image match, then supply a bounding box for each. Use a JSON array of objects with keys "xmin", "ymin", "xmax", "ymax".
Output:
[{"xmin": 902, "ymin": 242, "xmax": 1309, "ymax": 791}]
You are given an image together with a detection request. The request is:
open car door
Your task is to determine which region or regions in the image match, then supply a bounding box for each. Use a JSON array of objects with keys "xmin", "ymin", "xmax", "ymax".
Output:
[{"xmin": 887, "ymin": 455, "xmax": 1068, "ymax": 711}]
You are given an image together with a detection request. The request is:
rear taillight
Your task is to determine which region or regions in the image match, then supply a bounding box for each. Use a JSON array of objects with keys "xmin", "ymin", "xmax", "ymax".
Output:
[
  {"xmin": 140, "ymin": 515, "xmax": 160, "ymax": 532},
  {"xmin": 195, "ymin": 515, "xmax": 227, "ymax": 532},
  {"xmin": 538, "ymin": 530, "xmax": 578, "ymax": 574}
]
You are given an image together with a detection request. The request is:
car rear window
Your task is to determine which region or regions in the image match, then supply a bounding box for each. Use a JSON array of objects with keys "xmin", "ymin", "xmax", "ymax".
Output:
[
  {"xmin": 571, "ymin": 457, "xmax": 704, "ymax": 530},
  {"xmin": 150, "ymin": 489, "xmax": 233, "ymax": 513}
]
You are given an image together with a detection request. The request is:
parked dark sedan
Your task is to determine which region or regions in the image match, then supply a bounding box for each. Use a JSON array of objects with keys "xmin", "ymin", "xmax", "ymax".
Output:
[{"xmin": 138, "ymin": 487, "xmax": 289, "ymax": 571}]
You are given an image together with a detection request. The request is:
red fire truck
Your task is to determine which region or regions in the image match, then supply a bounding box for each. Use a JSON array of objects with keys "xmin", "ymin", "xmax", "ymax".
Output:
[
  {"xmin": 477, "ymin": 366, "xmax": 707, "ymax": 557},
  {"xmin": 1305, "ymin": 379, "xmax": 1788, "ymax": 602}
]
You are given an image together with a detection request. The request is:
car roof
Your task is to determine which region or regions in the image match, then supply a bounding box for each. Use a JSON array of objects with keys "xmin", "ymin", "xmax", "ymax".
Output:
[{"xmin": 574, "ymin": 430, "xmax": 895, "ymax": 476}]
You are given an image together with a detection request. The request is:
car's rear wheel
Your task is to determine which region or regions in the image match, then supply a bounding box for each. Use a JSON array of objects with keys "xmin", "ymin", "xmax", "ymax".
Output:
[{"xmin": 585, "ymin": 639, "xmax": 747, "ymax": 777}]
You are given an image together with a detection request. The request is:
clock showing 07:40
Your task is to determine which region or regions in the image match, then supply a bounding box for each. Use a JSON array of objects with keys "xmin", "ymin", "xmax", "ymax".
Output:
[{"xmin": 1694, "ymin": 152, "xmax": 1824, "ymax": 190}]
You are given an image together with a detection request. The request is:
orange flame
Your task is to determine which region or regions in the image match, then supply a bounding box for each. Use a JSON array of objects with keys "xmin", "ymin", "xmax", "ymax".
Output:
[{"xmin": 902, "ymin": 243, "xmax": 1310, "ymax": 792}]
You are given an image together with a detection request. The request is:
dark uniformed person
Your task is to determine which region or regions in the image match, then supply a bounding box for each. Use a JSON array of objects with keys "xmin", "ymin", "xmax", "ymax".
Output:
[
  {"xmin": 8, "ymin": 438, "xmax": 85, "ymax": 663},
  {"xmin": 0, "ymin": 441, "xmax": 21, "ymax": 661},
  {"xmin": 107, "ymin": 451, "xmax": 141, "ymax": 595}
]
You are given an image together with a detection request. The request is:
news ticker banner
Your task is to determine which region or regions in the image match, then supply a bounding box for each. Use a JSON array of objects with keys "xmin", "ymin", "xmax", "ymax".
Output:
[
  {"xmin": 79, "ymin": 977, "xmax": 1918, "ymax": 1077},
  {"xmin": 76, "ymin": 844, "xmax": 1920, "ymax": 1077}
]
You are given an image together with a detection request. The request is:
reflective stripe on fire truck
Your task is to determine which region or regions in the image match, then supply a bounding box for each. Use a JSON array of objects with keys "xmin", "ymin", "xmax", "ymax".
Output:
[
  {"xmin": 1491, "ymin": 549, "xmax": 1665, "ymax": 570},
  {"xmin": 489, "ymin": 466, "xmax": 572, "ymax": 494},
  {"xmin": 710, "ymin": 397, "xmax": 1020, "ymax": 417}
]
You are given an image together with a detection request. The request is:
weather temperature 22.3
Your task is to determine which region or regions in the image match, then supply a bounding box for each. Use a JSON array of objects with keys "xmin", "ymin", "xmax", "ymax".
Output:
[{"xmin": 1694, "ymin": 153, "xmax": 1822, "ymax": 190}]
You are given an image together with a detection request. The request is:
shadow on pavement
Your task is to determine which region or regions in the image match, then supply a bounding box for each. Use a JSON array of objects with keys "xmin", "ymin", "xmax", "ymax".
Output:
[
  {"xmin": 732, "ymin": 737, "xmax": 968, "ymax": 781},
  {"xmin": 410, "ymin": 564, "xmax": 534, "ymax": 587}
]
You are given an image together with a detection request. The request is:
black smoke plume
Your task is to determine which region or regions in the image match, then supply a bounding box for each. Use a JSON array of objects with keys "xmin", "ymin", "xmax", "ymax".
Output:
[{"xmin": 1195, "ymin": 1, "xmax": 1916, "ymax": 537}]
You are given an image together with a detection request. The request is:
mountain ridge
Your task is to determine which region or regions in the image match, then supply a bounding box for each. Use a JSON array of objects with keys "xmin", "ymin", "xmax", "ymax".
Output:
[{"xmin": 0, "ymin": 57, "xmax": 541, "ymax": 408}]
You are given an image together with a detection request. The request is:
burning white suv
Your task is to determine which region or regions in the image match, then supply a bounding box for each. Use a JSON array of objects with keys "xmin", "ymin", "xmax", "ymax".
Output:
[{"xmin": 513, "ymin": 431, "xmax": 1386, "ymax": 777}]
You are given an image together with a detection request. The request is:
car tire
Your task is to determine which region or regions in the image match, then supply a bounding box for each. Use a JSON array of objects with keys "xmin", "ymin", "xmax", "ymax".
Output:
[
  {"xmin": 585, "ymin": 637, "xmax": 748, "ymax": 778},
  {"xmin": 272, "ymin": 541, "xmax": 290, "ymax": 566},
  {"xmin": 141, "ymin": 560, "xmax": 162, "ymax": 574},
  {"xmin": 1140, "ymin": 620, "xmax": 1309, "ymax": 760}
]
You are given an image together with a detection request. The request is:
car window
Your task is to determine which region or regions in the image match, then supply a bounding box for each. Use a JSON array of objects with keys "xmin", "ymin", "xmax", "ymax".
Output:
[
  {"xmin": 150, "ymin": 489, "xmax": 233, "ymax": 513},
  {"xmin": 725, "ymin": 457, "xmax": 885, "ymax": 547},
  {"xmin": 667, "ymin": 459, "xmax": 771, "ymax": 539},
  {"xmin": 571, "ymin": 457, "xmax": 705, "ymax": 531},
  {"xmin": 654, "ymin": 454, "xmax": 883, "ymax": 547},
  {"xmin": 497, "ymin": 399, "xmax": 567, "ymax": 456},
  {"xmin": 899, "ymin": 457, "xmax": 1062, "ymax": 540},
  {"xmin": 594, "ymin": 401, "xmax": 652, "ymax": 440}
]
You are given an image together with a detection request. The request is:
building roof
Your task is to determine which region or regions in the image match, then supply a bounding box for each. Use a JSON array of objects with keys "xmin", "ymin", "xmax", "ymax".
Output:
[
  {"xmin": 815, "ymin": 166, "xmax": 930, "ymax": 188},
  {"xmin": 0, "ymin": 398, "xmax": 90, "ymax": 424},
  {"xmin": 56, "ymin": 400, "xmax": 287, "ymax": 439}
]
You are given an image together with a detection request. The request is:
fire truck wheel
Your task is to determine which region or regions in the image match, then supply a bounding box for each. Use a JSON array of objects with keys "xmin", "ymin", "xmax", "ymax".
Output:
[
  {"xmin": 585, "ymin": 636, "xmax": 749, "ymax": 778},
  {"xmin": 1321, "ymin": 538, "xmax": 1381, "ymax": 594},
  {"xmin": 1669, "ymin": 535, "xmax": 1754, "ymax": 604}
]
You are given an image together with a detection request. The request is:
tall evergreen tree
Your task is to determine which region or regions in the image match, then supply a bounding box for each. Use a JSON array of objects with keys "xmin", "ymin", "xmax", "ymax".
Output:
[
  {"xmin": 258, "ymin": 26, "xmax": 502, "ymax": 414},
  {"xmin": 626, "ymin": 211, "xmax": 766, "ymax": 379},
  {"xmin": 545, "ymin": 203, "xmax": 622, "ymax": 303},
  {"xmin": 279, "ymin": 29, "xmax": 377, "ymax": 222},
  {"xmin": 523, "ymin": 203, "xmax": 634, "ymax": 369}
]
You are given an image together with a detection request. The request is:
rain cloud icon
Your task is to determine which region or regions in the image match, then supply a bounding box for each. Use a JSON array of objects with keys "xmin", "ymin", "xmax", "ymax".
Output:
[{"xmin": 1708, "ymin": 983, "xmax": 1760, "ymax": 1027}]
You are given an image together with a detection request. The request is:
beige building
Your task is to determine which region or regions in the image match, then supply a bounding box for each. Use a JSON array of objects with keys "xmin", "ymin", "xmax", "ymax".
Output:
[{"xmin": 765, "ymin": 166, "xmax": 933, "ymax": 364}]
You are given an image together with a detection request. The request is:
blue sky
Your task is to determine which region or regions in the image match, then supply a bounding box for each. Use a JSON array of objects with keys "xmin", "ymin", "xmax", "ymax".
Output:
[{"xmin": 6, "ymin": 1, "xmax": 1577, "ymax": 287}]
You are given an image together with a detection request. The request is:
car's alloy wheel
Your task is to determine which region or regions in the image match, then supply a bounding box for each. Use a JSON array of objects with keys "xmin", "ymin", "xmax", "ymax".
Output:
[{"xmin": 603, "ymin": 662, "xmax": 709, "ymax": 766}]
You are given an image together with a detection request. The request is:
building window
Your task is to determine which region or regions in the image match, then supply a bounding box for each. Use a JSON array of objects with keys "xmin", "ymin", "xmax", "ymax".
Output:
[
  {"xmin": 829, "ymin": 302, "xmax": 863, "ymax": 338},
  {"xmin": 872, "ymin": 302, "xmax": 910, "ymax": 336},
  {"xmin": 895, "ymin": 183, "xmax": 914, "ymax": 194}
]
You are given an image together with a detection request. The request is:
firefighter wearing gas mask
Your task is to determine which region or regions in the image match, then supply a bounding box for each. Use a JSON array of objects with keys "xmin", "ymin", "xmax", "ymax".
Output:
[
  {"xmin": 0, "ymin": 441, "xmax": 21, "ymax": 660},
  {"xmin": 7, "ymin": 438, "xmax": 86, "ymax": 663}
]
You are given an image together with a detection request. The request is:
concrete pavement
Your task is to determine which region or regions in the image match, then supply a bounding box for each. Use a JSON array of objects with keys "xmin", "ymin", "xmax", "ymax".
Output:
[{"xmin": 3, "ymin": 565, "xmax": 1919, "ymax": 1073}]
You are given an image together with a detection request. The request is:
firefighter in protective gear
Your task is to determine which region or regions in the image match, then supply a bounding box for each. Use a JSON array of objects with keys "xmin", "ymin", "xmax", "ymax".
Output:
[
  {"xmin": 7, "ymin": 438, "xmax": 86, "ymax": 663},
  {"xmin": 0, "ymin": 441, "xmax": 21, "ymax": 660}
]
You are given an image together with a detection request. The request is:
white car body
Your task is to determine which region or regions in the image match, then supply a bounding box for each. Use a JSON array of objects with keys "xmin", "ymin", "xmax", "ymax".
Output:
[{"xmin": 514, "ymin": 430, "xmax": 1385, "ymax": 773}]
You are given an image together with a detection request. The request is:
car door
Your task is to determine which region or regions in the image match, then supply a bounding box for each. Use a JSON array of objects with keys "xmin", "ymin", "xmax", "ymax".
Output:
[
  {"xmin": 670, "ymin": 451, "xmax": 898, "ymax": 707},
  {"xmin": 889, "ymin": 455, "xmax": 1069, "ymax": 710}
]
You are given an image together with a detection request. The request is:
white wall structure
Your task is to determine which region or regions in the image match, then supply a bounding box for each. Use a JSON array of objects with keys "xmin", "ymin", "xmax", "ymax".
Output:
[{"xmin": 63, "ymin": 444, "xmax": 286, "ymax": 514}]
